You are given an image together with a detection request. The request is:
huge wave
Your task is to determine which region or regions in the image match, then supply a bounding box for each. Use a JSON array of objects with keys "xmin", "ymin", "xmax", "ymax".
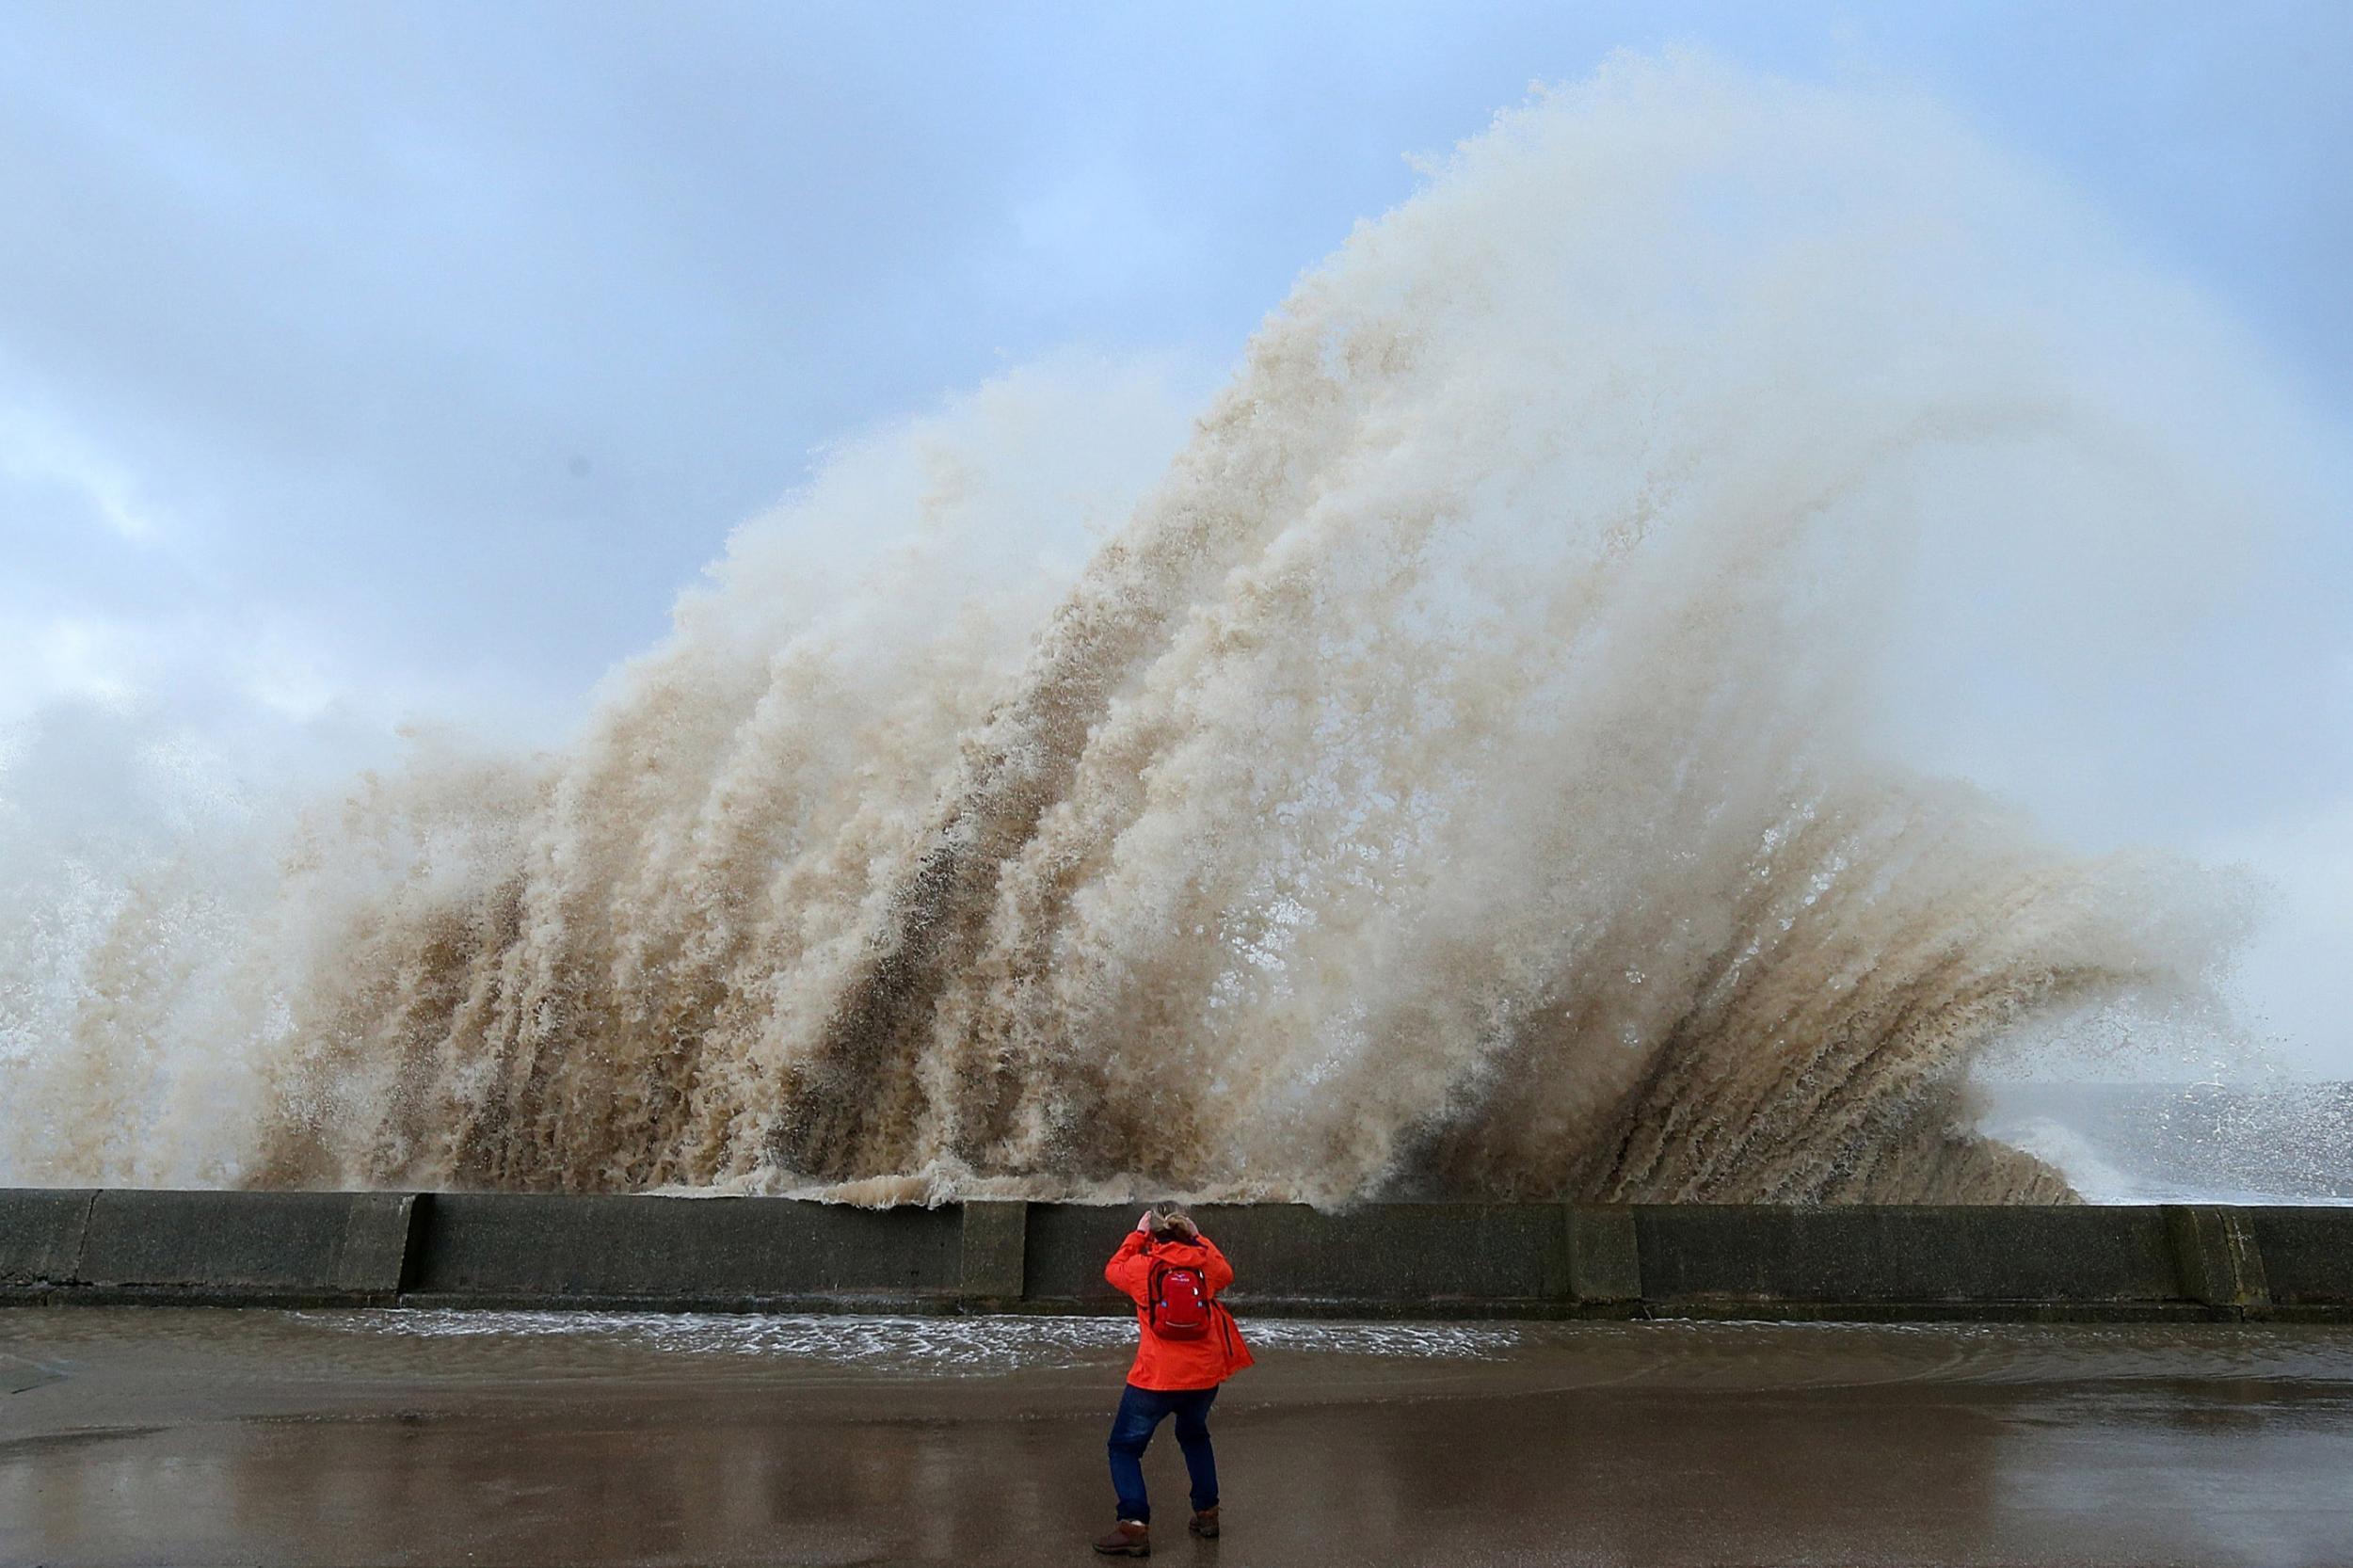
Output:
[{"xmin": 2, "ymin": 57, "xmax": 2283, "ymax": 1204}]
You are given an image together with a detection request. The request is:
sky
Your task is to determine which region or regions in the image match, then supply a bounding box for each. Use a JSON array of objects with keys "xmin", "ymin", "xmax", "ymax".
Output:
[{"xmin": 3, "ymin": 1, "xmax": 2350, "ymax": 1065}]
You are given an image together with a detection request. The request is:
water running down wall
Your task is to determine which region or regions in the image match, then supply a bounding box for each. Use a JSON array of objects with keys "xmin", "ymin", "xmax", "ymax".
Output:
[{"xmin": 2, "ymin": 57, "xmax": 2296, "ymax": 1204}]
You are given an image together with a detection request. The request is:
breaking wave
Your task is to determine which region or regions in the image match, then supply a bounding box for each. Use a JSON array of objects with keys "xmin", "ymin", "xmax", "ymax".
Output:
[{"xmin": 2, "ymin": 57, "xmax": 2281, "ymax": 1204}]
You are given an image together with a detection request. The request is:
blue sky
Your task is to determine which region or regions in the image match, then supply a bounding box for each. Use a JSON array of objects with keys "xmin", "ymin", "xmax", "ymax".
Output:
[{"xmin": 4, "ymin": 2, "xmax": 2350, "ymax": 1063}]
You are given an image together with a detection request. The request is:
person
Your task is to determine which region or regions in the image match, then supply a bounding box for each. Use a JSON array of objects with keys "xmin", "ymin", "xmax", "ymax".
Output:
[{"xmin": 1092, "ymin": 1202, "xmax": 1254, "ymax": 1557}]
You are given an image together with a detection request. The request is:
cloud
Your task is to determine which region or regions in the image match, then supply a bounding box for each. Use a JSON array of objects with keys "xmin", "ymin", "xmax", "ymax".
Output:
[{"xmin": 0, "ymin": 404, "xmax": 166, "ymax": 544}]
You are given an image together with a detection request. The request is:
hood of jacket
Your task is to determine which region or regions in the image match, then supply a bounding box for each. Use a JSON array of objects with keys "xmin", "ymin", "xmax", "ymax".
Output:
[{"xmin": 1144, "ymin": 1236, "xmax": 1215, "ymax": 1267}]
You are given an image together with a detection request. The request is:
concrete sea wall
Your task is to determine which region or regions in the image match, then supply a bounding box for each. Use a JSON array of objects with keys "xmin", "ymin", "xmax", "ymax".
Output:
[{"xmin": 3, "ymin": 1191, "xmax": 2345, "ymax": 1320}]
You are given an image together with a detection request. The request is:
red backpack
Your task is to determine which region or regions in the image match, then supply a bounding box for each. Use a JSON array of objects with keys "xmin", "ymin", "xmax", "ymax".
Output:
[{"xmin": 1148, "ymin": 1260, "xmax": 1212, "ymax": 1339}]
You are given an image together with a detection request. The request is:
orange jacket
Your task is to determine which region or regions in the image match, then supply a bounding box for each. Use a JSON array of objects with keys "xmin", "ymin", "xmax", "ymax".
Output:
[{"xmin": 1105, "ymin": 1230, "xmax": 1256, "ymax": 1391}]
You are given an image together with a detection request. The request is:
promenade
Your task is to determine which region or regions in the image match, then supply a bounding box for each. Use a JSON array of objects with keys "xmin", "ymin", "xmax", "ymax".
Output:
[{"xmin": 5, "ymin": 1307, "xmax": 2347, "ymax": 1566}]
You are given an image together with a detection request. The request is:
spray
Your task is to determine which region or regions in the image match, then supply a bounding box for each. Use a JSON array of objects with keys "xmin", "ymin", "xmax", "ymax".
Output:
[{"xmin": 1, "ymin": 57, "xmax": 2280, "ymax": 1203}]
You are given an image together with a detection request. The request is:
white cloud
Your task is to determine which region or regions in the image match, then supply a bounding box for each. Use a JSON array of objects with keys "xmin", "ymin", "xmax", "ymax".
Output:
[
  {"xmin": 0, "ymin": 616, "xmax": 143, "ymax": 723},
  {"xmin": 0, "ymin": 404, "xmax": 167, "ymax": 544}
]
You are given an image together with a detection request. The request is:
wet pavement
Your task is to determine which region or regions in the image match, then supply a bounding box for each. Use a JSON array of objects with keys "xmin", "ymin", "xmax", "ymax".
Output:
[{"xmin": 3, "ymin": 1308, "xmax": 2350, "ymax": 1566}]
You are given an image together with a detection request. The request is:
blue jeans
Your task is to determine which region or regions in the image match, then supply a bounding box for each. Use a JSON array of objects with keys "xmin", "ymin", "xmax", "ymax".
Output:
[{"xmin": 1106, "ymin": 1383, "xmax": 1219, "ymax": 1523}]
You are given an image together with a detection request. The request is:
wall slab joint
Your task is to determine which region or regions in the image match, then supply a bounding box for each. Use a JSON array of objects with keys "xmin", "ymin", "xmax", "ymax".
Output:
[
  {"xmin": 2165, "ymin": 1203, "xmax": 2272, "ymax": 1320},
  {"xmin": 1563, "ymin": 1205, "xmax": 1642, "ymax": 1304},
  {"xmin": 334, "ymin": 1192, "xmax": 419, "ymax": 1301},
  {"xmin": 958, "ymin": 1201, "xmax": 1028, "ymax": 1305}
]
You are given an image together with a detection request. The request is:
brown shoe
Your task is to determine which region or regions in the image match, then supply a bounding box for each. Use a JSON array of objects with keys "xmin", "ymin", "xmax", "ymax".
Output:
[
  {"xmin": 1188, "ymin": 1507, "xmax": 1220, "ymax": 1539},
  {"xmin": 1092, "ymin": 1519, "xmax": 1150, "ymax": 1557}
]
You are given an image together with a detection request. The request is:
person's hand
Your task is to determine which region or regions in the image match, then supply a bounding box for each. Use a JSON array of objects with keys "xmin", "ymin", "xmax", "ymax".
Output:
[
  {"xmin": 1135, "ymin": 1208, "xmax": 1156, "ymax": 1234},
  {"xmin": 1170, "ymin": 1215, "xmax": 1199, "ymax": 1240}
]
